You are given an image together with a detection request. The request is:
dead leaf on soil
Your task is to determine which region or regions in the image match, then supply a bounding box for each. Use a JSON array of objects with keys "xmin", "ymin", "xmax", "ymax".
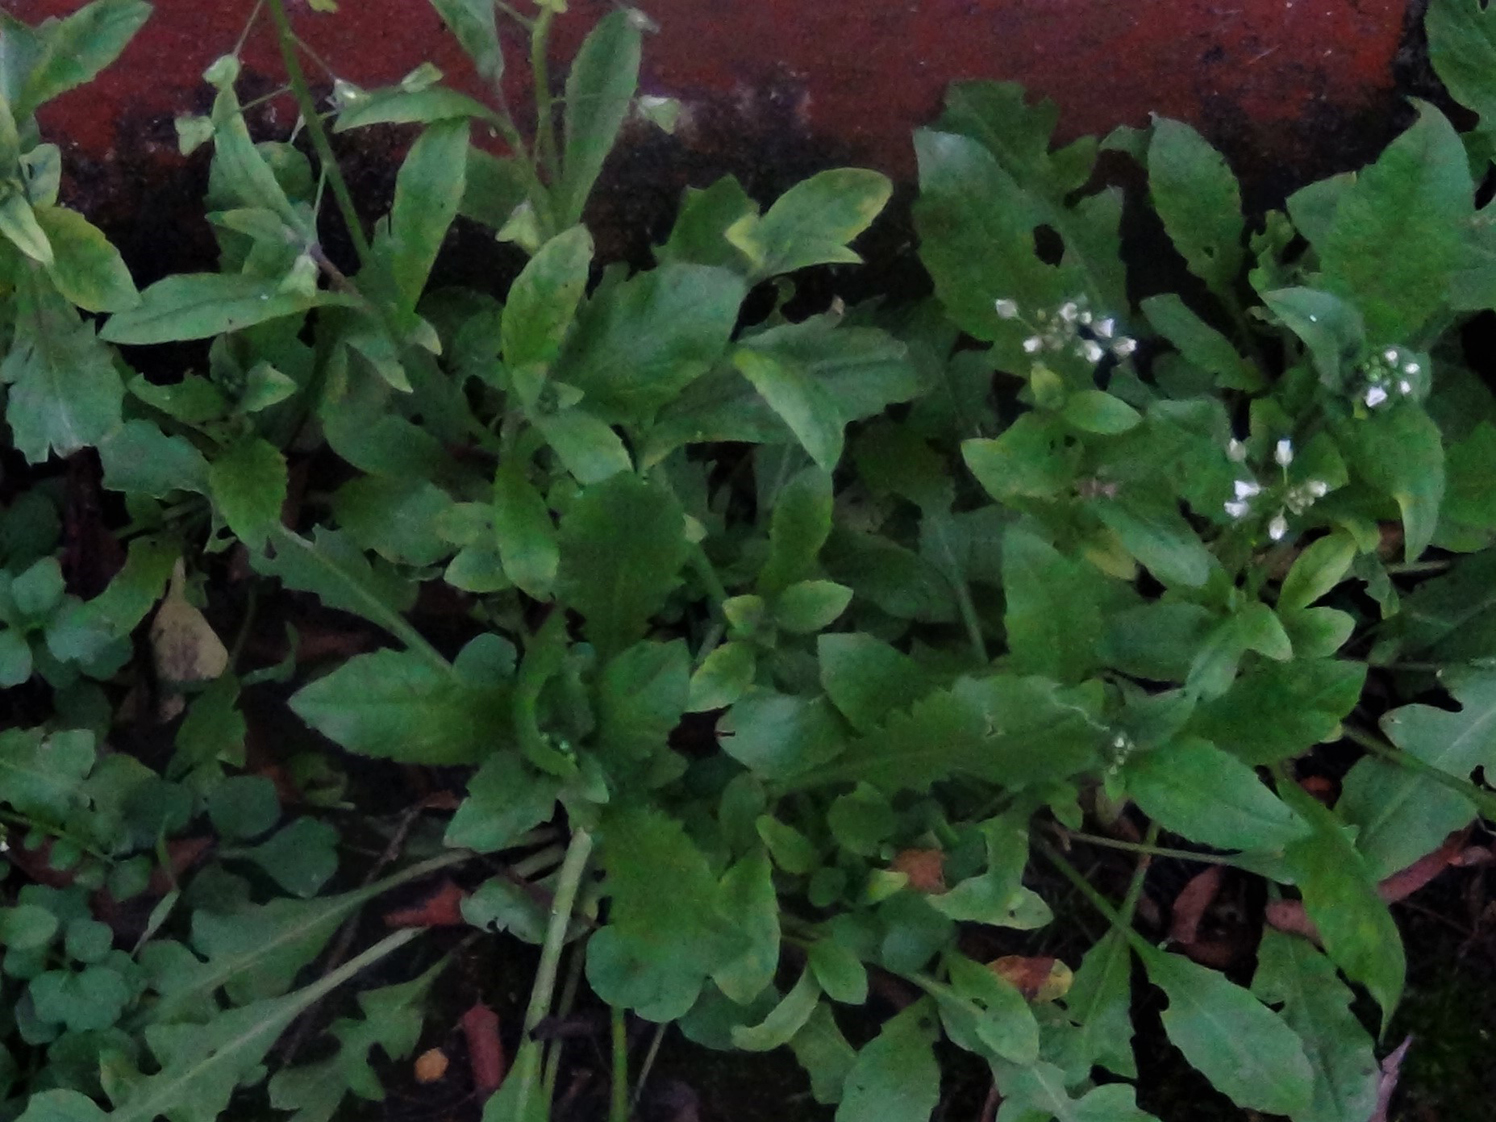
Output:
[
  {"xmin": 383, "ymin": 879, "xmax": 469, "ymax": 928},
  {"xmin": 1169, "ymin": 865, "xmax": 1224, "ymax": 948},
  {"xmin": 460, "ymin": 1001, "xmax": 505, "ymax": 1096},
  {"xmin": 1366, "ymin": 1035, "xmax": 1413, "ymax": 1122},
  {"xmin": 151, "ymin": 559, "xmax": 228, "ymax": 719},
  {"xmin": 891, "ymin": 848, "xmax": 946, "ymax": 893}
]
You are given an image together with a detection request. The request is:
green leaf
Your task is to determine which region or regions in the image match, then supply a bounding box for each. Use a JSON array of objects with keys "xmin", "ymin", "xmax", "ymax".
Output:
[
  {"xmin": 1148, "ymin": 118, "xmax": 1244, "ymax": 300},
  {"xmin": 1339, "ymin": 405, "xmax": 1445, "ymax": 562},
  {"xmin": 835, "ymin": 1001, "xmax": 941, "ymax": 1122},
  {"xmin": 818, "ymin": 633, "xmax": 933, "ymax": 734},
  {"xmin": 732, "ymin": 968, "xmax": 821, "ymax": 1051},
  {"xmin": 0, "ymin": 192, "xmax": 50, "ymax": 265},
  {"xmin": 759, "ymin": 466, "xmax": 833, "ymax": 596},
  {"xmin": 808, "ymin": 939, "xmax": 868, "ymax": 1005},
  {"xmin": 796, "ymin": 675, "xmax": 1104, "ymax": 794},
  {"xmin": 1279, "ymin": 531, "xmax": 1357, "ymax": 613},
  {"xmin": 556, "ymin": 10, "xmax": 642, "ymax": 227},
  {"xmin": 460, "ymin": 148, "xmax": 528, "ymax": 229},
  {"xmin": 1141, "ymin": 293, "xmax": 1260, "ymax": 390},
  {"xmin": 1091, "ymin": 496, "xmax": 1213, "ymax": 588},
  {"xmin": 333, "ymin": 85, "xmax": 499, "ymax": 131},
  {"xmin": 501, "ymin": 225, "xmax": 593, "ymax": 372},
  {"xmin": 383, "ymin": 119, "xmax": 468, "ymax": 314},
  {"xmin": 1, "ymin": 275, "xmax": 123, "ymax": 462},
  {"xmin": 34, "ymin": 204, "xmax": 138, "ymax": 312},
  {"xmin": 774, "ymin": 579, "xmax": 853, "ymax": 634},
  {"xmin": 1263, "ymin": 287, "xmax": 1365, "ymax": 389},
  {"xmin": 557, "ymin": 263, "xmax": 745, "ymax": 421},
  {"xmin": 207, "ymin": 775, "xmax": 280, "ymax": 840},
  {"xmin": 100, "ymin": 273, "xmax": 331, "ymax": 345},
  {"xmin": 1123, "ymin": 737, "xmax": 1308, "ymax": 852},
  {"xmin": 290, "ymin": 648, "xmax": 508, "ymax": 764},
  {"xmin": 1061, "ymin": 389, "xmax": 1141, "ymax": 434},
  {"xmin": 429, "ymin": 0, "xmax": 501, "ymax": 78},
  {"xmin": 252, "ymin": 526, "xmax": 419, "ymax": 648},
  {"xmin": 1140, "ymin": 947, "xmax": 1314, "ymax": 1116},
  {"xmin": 97, "ymin": 420, "xmax": 209, "ymax": 498},
  {"xmin": 941, "ymin": 953, "xmax": 1039, "ymax": 1064},
  {"xmin": 535, "ymin": 408, "xmax": 632, "ymax": 483},
  {"xmin": 15, "ymin": 0, "xmax": 150, "ymax": 117},
  {"xmin": 129, "ymin": 372, "xmax": 229, "ymax": 424},
  {"xmin": 588, "ymin": 806, "xmax": 738, "ymax": 1021},
  {"xmin": 1003, "ymin": 526, "xmax": 1116, "ymax": 683},
  {"xmin": 15, "ymin": 1091, "xmax": 107, "ymax": 1122},
  {"xmin": 208, "ymin": 437, "xmax": 286, "ymax": 550},
  {"xmin": 11, "ymin": 556, "xmax": 64, "ymax": 617},
  {"xmin": 554, "ymin": 473, "xmax": 689, "ymax": 659},
  {"xmin": 1279, "ymin": 780, "xmax": 1405, "ymax": 1030},
  {"xmin": 493, "ymin": 460, "xmax": 558, "ymax": 598},
  {"xmin": 239, "ymin": 817, "xmax": 339, "ymax": 898},
  {"xmin": 657, "ymin": 176, "xmax": 757, "ymax": 270},
  {"xmin": 733, "ymin": 349, "xmax": 845, "ymax": 470},
  {"xmin": 963, "ymin": 414, "xmax": 1078, "ymax": 502},
  {"xmin": 0, "ymin": 629, "xmax": 33, "ymax": 687},
  {"xmin": 597, "ymin": 639, "xmax": 689, "ymax": 759},
  {"xmin": 446, "ymin": 752, "xmax": 557, "ymax": 853},
  {"xmin": 1318, "ymin": 102, "xmax": 1472, "ymax": 340},
  {"xmin": 1063, "ymin": 929, "xmax": 1137, "ymax": 1078},
  {"xmin": 0, "ymin": 904, "xmax": 59, "ymax": 951},
  {"xmin": 1251, "ymin": 930, "xmax": 1379, "ymax": 1122},
  {"xmin": 1342, "ymin": 671, "xmax": 1496, "ymax": 877},
  {"xmin": 686, "ymin": 641, "xmax": 756, "ymax": 712},
  {"xmin": 0, "ymin": 727, "xmax": 94, "ymax": 819},
  {"xmin": 717, "ymin": 692, "xmax": 846, "ymax": 781},
  {"xmin": 29, "ymin": 966, "xmax": 128, "ymax": 1032},
  {"xmin": 1188, "ymin": 658, "xmax": 1366, "ymax": 765},
  {"xmin": 713, "ymin": 849, "xmax": 780, "ymax": 1004},
  {"xmin": 790, "ymin": 1004, "xmax": 857, "ymax": 1105},
  {"xmin": 727, "ymin": 168, "xmax": 892, "ymax": 281}
]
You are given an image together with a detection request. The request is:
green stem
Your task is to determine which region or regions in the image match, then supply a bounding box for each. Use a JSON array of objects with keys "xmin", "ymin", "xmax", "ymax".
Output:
[
  {"xmin": 1343, "ymin": 723, "xmax": 1496, "ymax": 820},
  {"xmin": 610, "ymin": 1006, "xmax": 630, "ymax": 1122},
  {"xmin": 1035, "ymin": 839, "xmax": 1152, "ymax": 958},
  {"xmin": 514, "ymin": 828, "xmax": 594, "ymax": 1121},
  {"xmin": 265, "ymin": 0, "xmax": 372, "ymax": 267},
  {"xmin": 631, "ymin": 1022, "xmax": 667, "ymax": 1110},
  {"xmin": 1062, "ymin": 827, "xmax": 1247, "ymax": 870},
  {"xmin": 0, "ymin": 810, "xmax": 109, "ymax": 861},
  {"xmin": 1118, "ymin": 821, "xmax": 1159, "ymax": 927},
  {"xmin": 529, "ymin": 6, "xmax": 562, "ymax": 189}
]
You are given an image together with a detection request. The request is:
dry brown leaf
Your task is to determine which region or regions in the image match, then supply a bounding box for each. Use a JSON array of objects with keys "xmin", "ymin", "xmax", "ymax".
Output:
[
  {"xmin": 891, "ymin": 848, "xmax": 946, "ymax": 894},
  {"xmin": 151, "ymin": 559, "xmax": 228, "ymax": 718},
  {"xmin": 990, "ymin": 955, "xmax": 1073, "ymax": 1002},
  {"xmin": 1169, "ymin": 865, "xmax": 1224, "ymax": 947}
]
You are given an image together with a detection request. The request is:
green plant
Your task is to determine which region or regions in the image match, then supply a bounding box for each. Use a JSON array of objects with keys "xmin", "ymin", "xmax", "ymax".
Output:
[{"xmin": 7, "ymin": 0, "xmax": 1496, "ymax": 1119}]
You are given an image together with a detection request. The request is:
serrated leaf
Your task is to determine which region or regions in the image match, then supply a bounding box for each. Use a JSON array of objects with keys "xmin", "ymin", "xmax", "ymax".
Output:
[
  {"xmin": 1263, "ymin": 286, "xmax": 1365, "ymax": 389},
  {"xmin": 733, "ymin": 349, "xmax": 845, "ymax": 471},
  {"xmin": 1188, "ymin": 658, "xmax": 1366, "ymax": 765},
  {"xmin": 713, "ymin": 848, "xmax": 780, "ymax": 1004},
  {"xmin": 1141, "ymin": 293, "xmax": 1260, "ymax": 390},
  {"xmin": 1123, "ymin": 736, "xmax": 1308, "ymax": 852},
  {"xmin": 1338, "ymin": 405, "xmax": 1445, "ymax": 562},
  {"xmin": 1140, "ymin": 947, "xmax": 1313, "ymax": 1116},
  {"xmin": 1, "ymin": 274, "xmax": 123, "ymax": 462},
  {"xmin": 251, "ymin": 526, "xmax": 419, "ymax": 648},
  {"xmin": 208, "ymin": 437, "xmax": 286, "ymax": 550},
  {"xmin": 1003, "ymin": 526, "xmax": 1114, "ymax": 684},
  {"xmin": 1063, "ymin": 929, "xmax": 1137, "ymax": 1078},
  {"xmin": 97, "ymin": 420, "xmax": 210, "ymax": 498},
  {"xmin": 446, "ymin": 752, "xmax": 557, "ymax": 853},
  {"xmin": 686, "ymin": 641, "xmax": 756, "ymax": 712},
  {"xmin": 240, "ymin": 817, "xmax": 339, "ymax": 898},
  {"xmin": 0, "ymin": 727, "xmax": 94, "ymax": 820},
  {"xmin": 1319, "ymin": 102, "xmax": 1472, "ymax": 340},
  {"xmin": 15, "ymin": 0, "xmax": 150, "ymax": 117},
  {"xmin": 817, "ymin": 633, "xmax": 934, "ymax": 734},
  {"xmin": 1148, "ymin": 118, "xmax": 1244, "ymax": 300},
  {"xmin": 554, "ymin": 473, "xmax": 689, "ymax": 659},
  {"xmin": 290, "ymin": 648, "xmax": 507, "ymax": 764},
  {"xmin": 1252, "ymin": 929, "xmax": 1380, "ymax": 1122},
  {"xmin": 382, "ymin": 119, "xmax": 468, "ymax": 314}
]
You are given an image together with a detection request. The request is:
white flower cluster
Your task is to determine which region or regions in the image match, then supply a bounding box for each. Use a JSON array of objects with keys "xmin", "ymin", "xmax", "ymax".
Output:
[
  {"xmin": 1358, "ymin": 346, "xmax": 1423, "ymax": 409},
  {"xmin": 1222, "ymin": 437, "xmax": 1331, "ymax": 542},
  {"xmin": 994, "ymin": 295, "xmax": 1137, "ymax": 365}
]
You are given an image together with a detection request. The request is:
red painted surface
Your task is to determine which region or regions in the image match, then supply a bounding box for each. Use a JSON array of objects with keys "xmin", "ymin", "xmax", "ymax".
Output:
[{"xmin": 11, "ymin": 0, "xmax": 1410, "ymax": 184}]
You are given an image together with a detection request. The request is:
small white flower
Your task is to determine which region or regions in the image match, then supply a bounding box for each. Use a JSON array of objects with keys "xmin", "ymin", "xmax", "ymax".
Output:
[
  {"xmin": 1112, "ymin": 734, "xmax": 1129, "ymax": 749},
  {"xmin": 1081, "ymin": 339, "xmax": 1105, "ymax": 364},
  {"xmin": 1227, "ymin": 439, "xmax": 1247, "ymax": 463},
  {"xmin": 1364, "ymin": 384, "xmax": 1389, "ymax": 408},
  {"xmin": 1274, "ymin": 438, "xmax": 1294, "ymax": 466},
  {"xmin": 1059, "ymin": 301, "xmax": 1079, "ymax": 323},
  {"xmin": 1268, "ymin": 512, "xmax": 1289, "ymax": 541},
  {"xmin": 1402, "ymin": 361, "xmax": 1420, "ymax": 376},
  {"xmin": 1095, "ymin": 317, "xmax": 1115, "ymax": 339},
  {"xmin": 1383, "ymin": 347, "xmax": 1399, "ymax": 364},
  {"xmin": 1307, "ymin": 313, "xmax": 1319, "ymax": 322},
  {"xmin": 1113, "ymin": 337, "xmax": 1138, "ymax": 357},
  {"xmin": 1234, "ymin": 479, "xmax": 1261, "ymax": 500},
  {"xmin": 994, "ymin": 298, "xmax": 1020, "ymax": 319},
  {"xmin": 1023, "ymin": 336, "xmax": 1042, "ymax": 354},
  {"xmin": 1306, "ymin": 479, "xmax": 1329, "ymax": 498},
  {"xmin": 1398, "ymin": 379, "xmax": 1413, "ymax": 395},
  {"xmin": 1224, "ymin": 499, "xmax": 1251, "ymax": 519},
  {"xmin": 1079, "ymin": 310, "xmax": 1093, "ymax": 326}
]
